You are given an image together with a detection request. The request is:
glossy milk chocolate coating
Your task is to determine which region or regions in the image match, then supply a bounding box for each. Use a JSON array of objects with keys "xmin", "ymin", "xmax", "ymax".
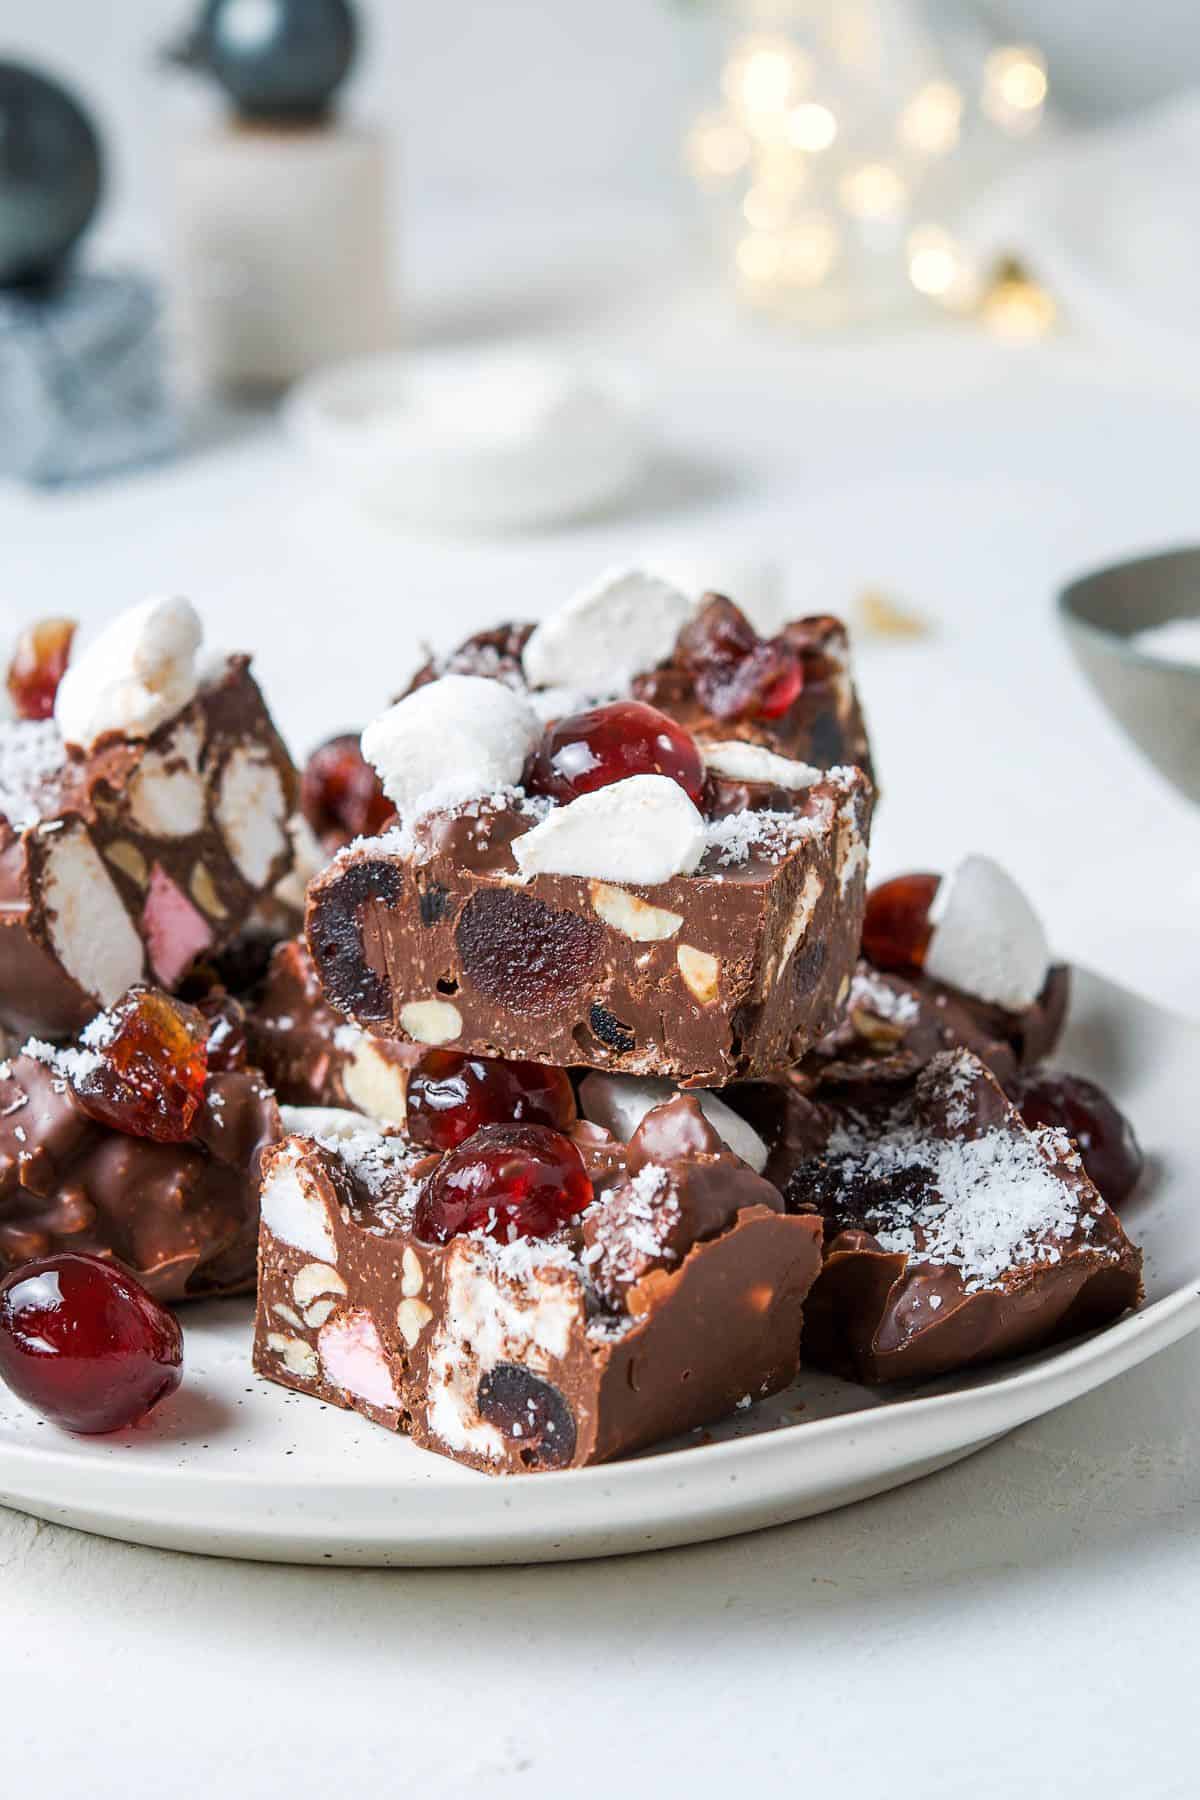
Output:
[
  {"xmin": 305, "ymin": 767, "xmax": 872, "ymax": 1086},
  {"xmin": 253, "ymin": 1094, "xmax": 823, "ymax": 1473},
  {"xmin": 247, "ymin": 935, "xmax": 416, "ymax": 1121},
  {"xmin": 0, "ymin": 1042, "xmax": 280, "ymax": 1300},
  {"xmin": 781, "ymin": 1049, "xmax": 1142, "ymax": 1384},
  {"xmin": 799, "ymin": 959, "xmax": 1071, "ymax": 1093},
  {"xmin": 0, "ymin": 656, "xmax": 298, "ymax": 1038}
]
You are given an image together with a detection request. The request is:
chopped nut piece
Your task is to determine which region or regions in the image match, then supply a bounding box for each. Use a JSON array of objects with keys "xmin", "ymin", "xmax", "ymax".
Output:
[
  {"xmin": 855, "ymin": 587, "xmax": 930, "ymax": 641},
  {"xmin": 266, "ymin": 1331, "xmax": 319, "ymax": 1378},
  {"xmin": 589, "ymin": 880, "xmax": 684, "ymax": 943},
  {"xmin": 396, "ymin": 1297, "xmax": 434, "ymax": 1347},
  {"xmin": 676, "ymin": 944, "xmax": 720, "ymax": 1005},
  {"xmin": 399, "ymin": 998, "xmax": 463, "ymax": 1046},
  {"xmin": 104, "ymin": 840, "xmax": 148, "ymax": 889},
  {"xmin": 400, "ymin": 1247, "xmax": 424, "ymax": 1297},
  {"xmin": 190, "ymin": 861, "xmax": 227, "ymax": 919},
  {"xmin": 293, "ymin": 1261, "xmax": 348, "ymax": 1307}
]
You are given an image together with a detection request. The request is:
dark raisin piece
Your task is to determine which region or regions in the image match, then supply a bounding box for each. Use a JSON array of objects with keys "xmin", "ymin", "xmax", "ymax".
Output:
[
  {"xmin": 419, "ymin": 883, "xmax": 450, "ymax": 926},
  {"xmin": 588, "ymin": 1003, "xmax": 635, "ymax": 1054},
  {"xmin": 476, "ymin": 1362, "xmax": 577, "ymax": 1469},
  {"xmin": 307, "ymin": 860, "xmax": 403, "ymax": 1021},
  {"xmin": 456, "ymin": 890, "xmax": 603, "ymax": 1015}
]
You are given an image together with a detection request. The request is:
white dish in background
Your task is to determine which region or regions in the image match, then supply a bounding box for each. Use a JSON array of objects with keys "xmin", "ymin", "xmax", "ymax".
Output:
[
  {"xmin": 284, "ymin": 347, "xmax": 648, "ymax": 530},
  {"xmin": 0, "ymin": 967, "xmax": 1195, "ymax": 1567}
]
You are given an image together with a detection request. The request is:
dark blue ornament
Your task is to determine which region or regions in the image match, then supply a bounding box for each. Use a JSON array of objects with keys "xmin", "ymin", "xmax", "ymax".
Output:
[
  {"xmin": 0, "ymin": 64, "xmax": 103, "ymax": 289},
  {"xmin": 171, "ymin": 0, "xmax": 357, "ymax": 121}
]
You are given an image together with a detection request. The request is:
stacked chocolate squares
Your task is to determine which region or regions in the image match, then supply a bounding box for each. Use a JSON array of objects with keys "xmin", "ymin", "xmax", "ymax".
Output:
[
  {"xmin": 0, "ymin": 598, "xmax": 294, "ymax": 1299},
  {"xmin": 251, "ymin": 570, "xmax": 1143, "ymax": 1473}
]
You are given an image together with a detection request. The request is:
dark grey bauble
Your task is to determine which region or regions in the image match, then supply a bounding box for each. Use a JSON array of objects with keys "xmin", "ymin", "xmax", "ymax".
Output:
[
  {"xmin": 178, "ymin": 0, "xmax": 357, "ymax": 120},
  {"xmin": 0, "ymin": 64, "xmax": 103, "ymax": 288}
]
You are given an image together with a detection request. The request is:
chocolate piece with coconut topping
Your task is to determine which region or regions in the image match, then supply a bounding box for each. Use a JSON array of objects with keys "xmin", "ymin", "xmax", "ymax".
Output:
[
  {"xmin": 0, "ymin": 653, "xmax": 297, "ymax": 1038},
  {"xmin": 253, "ymin": 1094, "xmax": 822, "ymax": 1473},
  {"xmin": 782, "ymin": 1049, "xmax": 1142, "ymax": 1384}
]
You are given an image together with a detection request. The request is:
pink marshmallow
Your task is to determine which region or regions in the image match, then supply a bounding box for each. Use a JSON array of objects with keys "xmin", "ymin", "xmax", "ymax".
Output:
[
  {"xmin": 319, "ymin": 1309, "xmax": 399, "ymax": 1410},
  {"xmin": 141, "ymin": 863, "xmax": 214, "ymax": 988}
]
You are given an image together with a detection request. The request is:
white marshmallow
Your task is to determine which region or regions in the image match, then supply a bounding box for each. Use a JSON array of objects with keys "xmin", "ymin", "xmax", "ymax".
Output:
[
  {"xmin": 577, "ymin": 1071, "xmax": 768, "ymax": 1174},
  {"xmin": 279, "ymin": 1105, "xmax": 375, "ymax": 1142},
  {"xmin": 55, "ymin": 596, "xmax": 203, "ymax": 751},
  {"xmin": 361, "ymin": 674, "xmax": 541, "ymax": 820},
  {"xmin": 521, "ymin": 566, "xmax": 694, "ymax": 693},
  {"xmin": 924, "ymin": 854, "xmax": 1050, "ymax": 1012},
  {"xmin": 260, "ymin": 1153, "xmax": 339, "ymax": 1261},
  {"xmin": 703, "ymin": 741, "xmax": 820, "ymax": 789},
  {"xmin": 512, "ymin": 774, "xmax": 705, "ymax": 886}
]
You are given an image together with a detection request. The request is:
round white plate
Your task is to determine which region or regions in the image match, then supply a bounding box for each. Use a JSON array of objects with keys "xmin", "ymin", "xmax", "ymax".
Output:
[{"xmin": 0, "ymin": 967, "xmax": 1195, "ymax": 1566}]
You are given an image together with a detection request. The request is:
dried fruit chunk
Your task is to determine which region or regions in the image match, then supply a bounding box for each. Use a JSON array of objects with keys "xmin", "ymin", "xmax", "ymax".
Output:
[
  {"xmin": 301, "ymin": 732, "xmax": 393, "ymax": 847},
  {"xmin": 455, "ymin": 889, "xmax": 604, "ymax": 1015},
  {"xmin": 6, "ymin": 617, "xmax": 76, "ymax": 721},
  {"xmin": 406, "ymin": 1050, "xmax": 575, "ymax": 1152},
  {"xmin": 676, "ymin": 596, "xmax": 803, "ymax": 722},
  {"xmin": 1010, "ymin": 1070, "xmax": 1144, "ymax": 1208},
  {"xmin": 413, "ymin": 1122, "xmax": 592, "ymax": 1245},
  {"xmin": 526, "ymin": 701, "xmax": 705, "ymax": 805},
  {"xmin": 0, "ymin": 1252, "xmax": 182, "ymax": 1433},
  {"xmin": 861, "ymin": 872, "xmax": 941, "ymax": 973},
  {"xmin": 476, "ymin": 1362, "xmax": 577, "ymax": 1469},
  {"xmin": 70, "ymin": 987, "xmax": 209, "ymax": 1143}
]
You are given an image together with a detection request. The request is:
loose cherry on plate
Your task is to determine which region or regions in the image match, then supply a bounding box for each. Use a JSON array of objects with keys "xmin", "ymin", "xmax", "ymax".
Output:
[
  {"xmin": 1010, "ymin": 1070, "xmax": 1144, "ymax": 1208},
  {"xmin": 301, "ymin": 732, "xmax": 393, "ymax": 845},
  {"xmin": 861, "ymin": 873, "xmax": 942, "ymax": 973},
  {"xmin": 413, "ymin": 1122, "xmax": 593, "ymax": 1245},
  {"xmin": 6, "ymin": 616, "xmax": 76, "ymax": 721},
  {"xmin": 0, "ymin": 1253, "xmax": 183, "ymax": 1433},
  {"xmin": 406, "ymin": 1050, "xmax": 576, "ymax": 1153},
  {"xmin": 525, "ymin": 701, "xmax": 705, "ymax": 805},
  {"xmin": 71, "ymin": 988, "xmax": 209, "ymax": 1143}
]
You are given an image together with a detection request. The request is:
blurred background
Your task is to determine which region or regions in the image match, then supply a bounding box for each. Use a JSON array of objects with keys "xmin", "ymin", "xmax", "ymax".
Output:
[{"xmin": 2, "ymin": 0, "xmax": 1199, "ymax": 1009}]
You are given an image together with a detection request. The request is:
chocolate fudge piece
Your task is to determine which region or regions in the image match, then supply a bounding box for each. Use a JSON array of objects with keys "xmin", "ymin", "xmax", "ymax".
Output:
[
  {"xmin": 799, "ymin": 959, "xmax": 1071, "ymax": 1094},
  {"xmin": 306, "ymin": 764, "xmax": 872, "ymax": 1086},
  {"xmin": 254, "ymin": 1096, "xmax": 824, "ymax": 1472},
  {"xmin": 410, "ymin": 590, "xmax": 873, "ymax": 780},
  {"xmin": 0, "ymin": 654, "xmax": 298, "ymax": 1038},
  {"xmin": 247, "ymin": 936, "xmax": 415, "ymax": 1122},
  {"xmin": 0, "ymin": 1033, "xmax": 280, "ymax": 1300},
  {"xmin": 782, "ymin": 1049, "xmax": 1142, "ymax": 1385}
]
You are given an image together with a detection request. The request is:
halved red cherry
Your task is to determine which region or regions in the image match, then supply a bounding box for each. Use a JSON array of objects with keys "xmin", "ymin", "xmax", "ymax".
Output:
[
  {"xmin": 71, "ymin": 988, "xmax": 209, "ymax": 1143},
  {"xmin": 676, "ymin": 596, "xmax": 804, "ymax": 722},
  {"xmin": 406, "ymin": 1051, "xmax": 575, "ymax": 1153},
  {"xmin": 1010, "ymin": 1070, "xmax": 1144, "ymax": 1208},
  {"xmin": 526, "ymin": 701, "xmax": 704, "ymax": 805},
  {"xmin": 301, "ymin": 732, "xmax": 393, "ymax": 846},
  {"xmin": 6, "ymin": 616, "xmax": 76, "ymax": 721},
  {"xmin": 861, "ymin": 873, "xmax": 941, "ymax": 973},
  {"xmin": 0, "ymin": 1253, "xmax": 183, "ymax": 1433},
  {"xmin": 413, "ymin": 1122, "xmax": 593, "ymax": 1245}
]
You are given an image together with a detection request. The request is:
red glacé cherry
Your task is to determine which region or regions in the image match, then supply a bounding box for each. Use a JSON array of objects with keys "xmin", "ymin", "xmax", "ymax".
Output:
[
  {"xmin": 1010, "ymin": 1070, "xmax": 1144, "ymax": 1208},
  {"xmin": 413, "ymin": 1122, "xmax": 593, "ymax": 1245},
  {"xmin": 861, "ymin": 873, "xmax": 942, "ymax": 973},
  {"xmin": 301, "ymin": 733, "xmax": 393, "ymax": 846},
  {"xmin": 676, "ymin": 597, "xmax": 804, "ymax": 722},
  {"xmin": 526, "ymin": 701, "xmax": 705, "ymax": 805},
  {"xmin": 71, "ymin": 988, "xmax": 209, "ymax": 1143},
  {"xmin": 0, "ymin": 1253, "xmax": 183, "ymax": 1433},
  {"xmin": 6, "ymin": 616, "xmax": 76, "ymax": 721},
  {"xmin": 406, "ymin": 1050, "xmax": 575, "ymax": 1153}
]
